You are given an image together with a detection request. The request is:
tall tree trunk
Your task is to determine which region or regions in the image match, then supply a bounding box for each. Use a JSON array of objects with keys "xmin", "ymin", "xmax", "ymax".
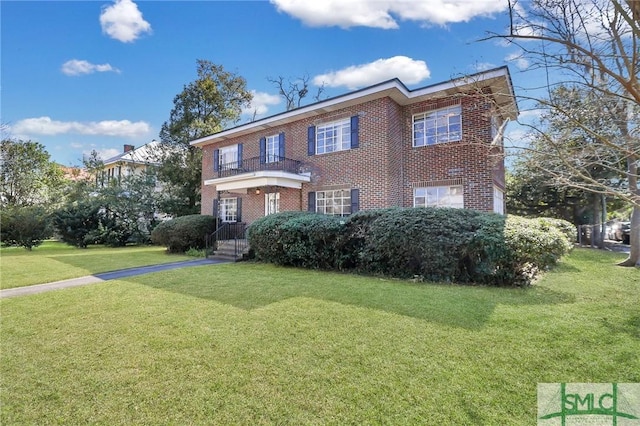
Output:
[
  {"xmin": 601, "ymin": 195, "xmax": 607, "ymax": 244},
  {"xmin": 619, "ymin": 154, "xmax": 639, "ymax": 266},
  {"xmin": 592, "ymin": 196, "xmax": 603, "ymax": 248}
]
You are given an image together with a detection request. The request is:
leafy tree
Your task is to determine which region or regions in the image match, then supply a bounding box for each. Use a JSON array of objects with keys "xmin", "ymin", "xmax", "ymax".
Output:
[
  {"xmin": 0, "ymin": 206, "xmax": 52, "ymax": 250},
  {"xmin": 486, "ymin": 0, "xmax": 640, "ymax": 266},
  {"xmin": 507, "ymin": 85, "xmax": 628, "ymax": 246},
  {"xmin": 156, "ymin": 60, "xmax": 252, "ymax": 216},
  {"xmin": 0, "ymin": 139, "xmax": 64, "ymax": 207},
  {"xmin": 92, "ymin": 172, "xmax": 159, "ymax": 246}
]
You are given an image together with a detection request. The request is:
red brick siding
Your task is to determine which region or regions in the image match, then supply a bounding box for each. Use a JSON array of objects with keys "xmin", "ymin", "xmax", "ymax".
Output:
[
  {"xmin": 399, "ymin": 94, "xmax": 501, "ymax": 212},
  {"xmin": 199, "ymin": 93, "xmax": 505, "ymax": 222}
]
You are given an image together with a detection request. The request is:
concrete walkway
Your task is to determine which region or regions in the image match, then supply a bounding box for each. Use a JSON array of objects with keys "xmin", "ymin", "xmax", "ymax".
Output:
[{"xmin": 0, "ymin": 258, "xmax": 229, "ymax": 299}]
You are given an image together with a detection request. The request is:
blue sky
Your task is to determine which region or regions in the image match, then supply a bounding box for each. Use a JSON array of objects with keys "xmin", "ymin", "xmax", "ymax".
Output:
[{"xmin": 2, "ymin": 0, "xmax": 537, "ymax": 166}]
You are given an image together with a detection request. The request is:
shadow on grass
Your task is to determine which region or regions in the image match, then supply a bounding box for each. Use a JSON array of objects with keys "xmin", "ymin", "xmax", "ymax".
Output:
[{"xmin": 132, "ymin": 263, "xmax": 575, "ymax": 330}]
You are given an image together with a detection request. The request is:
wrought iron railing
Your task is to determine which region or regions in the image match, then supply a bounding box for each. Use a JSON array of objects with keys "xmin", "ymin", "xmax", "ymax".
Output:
[
  {"xmin": 205, "ymin": 222, "xmax": 249, "ymax": 260},
  {"xmin": 216, "ymin": 156, "xmax": 302, "ymax": 179}
]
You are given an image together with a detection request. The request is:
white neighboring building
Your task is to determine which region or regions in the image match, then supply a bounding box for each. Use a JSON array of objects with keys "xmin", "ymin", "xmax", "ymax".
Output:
[{"xmin": 100, "ymin": 141, "xmax": 162, "ymax": 186}]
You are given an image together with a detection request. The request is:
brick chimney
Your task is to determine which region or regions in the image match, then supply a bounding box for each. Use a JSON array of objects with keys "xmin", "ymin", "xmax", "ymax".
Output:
[{"xmin": 124, "ymin": 144, "xmax": 135, "ymax": 153}]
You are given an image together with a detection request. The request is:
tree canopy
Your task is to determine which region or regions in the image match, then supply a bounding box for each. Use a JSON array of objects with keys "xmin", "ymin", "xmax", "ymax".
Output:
[
  {"xmin": 156, "ymin": 60, "xmax": 252, "ymax": 216},
  {"xmin": 0, "ymin": 139, "xmax": 64, "ymax": 207},
  {"xmin": 488, "ymin": 0, "xmax": 640, "ymax": 265}
]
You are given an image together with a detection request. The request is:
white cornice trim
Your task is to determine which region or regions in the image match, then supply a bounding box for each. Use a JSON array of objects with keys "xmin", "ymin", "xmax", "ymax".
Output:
[{"xmin": 191, "ymin": 67, "xmax": 517, "ymax": 148}]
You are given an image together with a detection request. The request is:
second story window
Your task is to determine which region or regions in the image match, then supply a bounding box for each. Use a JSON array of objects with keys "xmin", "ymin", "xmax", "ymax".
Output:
[
  {"xmin": 214, "ymin": 143, "xmax": 243, "ymax": 174},
  {"xmin": 413, "ymin": 105, "xmax": 462, "ymax": 147},
  {"xmin": 219, "ymin": 145, "xmax": 238, "ymax": 170},
  {"xmin": 316, "ymin": 119, "xmax": 351, "ymax": 154},
  {"xmin": 266, "ymin": 134, "xmax": 279, "ymax": 163},
  {"xmin": 308, "ymin": 116, "xmax": 359, "ymax": 156}
]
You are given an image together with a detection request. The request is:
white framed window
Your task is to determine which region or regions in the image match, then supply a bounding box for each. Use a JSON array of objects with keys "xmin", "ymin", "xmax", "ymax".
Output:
[
  {"xmin": 414, "ymin": 186, "xmax": 464, "ymax": 209},
  {"xmin": 220, "ymin": 198, "xmax": 237, "ymax": 222},
  {"xmin": 413, "ymin": 105, "xmax": 462, "ymax": 147},
  {"xmin": 266, "ymin": 134, "xmax": 279, "ymax": 163},
  {"xmin": 493, "ymin": 186, "xmax": 504, "ymax": 214},
  {"xmin": 317, "ymin": 119, "xmax": 351, "ymax": 154},
  {"xmin": 316, "ymin": 189, "xmax": 351, "ymax": 216},
  {"xmin": 219, "ymin": 145, "xmax": 238, "ymax": 170},
  {"xmin": 265, "ymin": 192, "xmax": 280, "ymax": 215}
]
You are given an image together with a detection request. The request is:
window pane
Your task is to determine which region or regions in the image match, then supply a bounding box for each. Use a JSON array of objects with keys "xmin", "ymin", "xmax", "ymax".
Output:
[
  {"xmin": 413, "ymin": 106, "xmax": 461, "ymax": 147},
  {"xmin": 316, "ymin": 119, "xmax": 350, "ymax": 154},
  {"xmin": 315, "ymin": 189, "xmax": 352, "ymax": 216},
  {"xmin": 415, "ymin": 186, "xmax": 463, "ymax": 209}
]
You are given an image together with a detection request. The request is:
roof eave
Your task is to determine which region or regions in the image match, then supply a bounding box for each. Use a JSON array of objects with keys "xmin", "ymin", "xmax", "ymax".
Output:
[{"xmin": 190, "ymin": 66, "xmax": 518, "ymax": 147}]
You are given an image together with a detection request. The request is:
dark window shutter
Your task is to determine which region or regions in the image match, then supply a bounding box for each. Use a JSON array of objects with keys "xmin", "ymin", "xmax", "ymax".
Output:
[
  {"xmin": 279, "ymin": 132, "xmax": 285, "ymax": 160},
  {"xmin": 213, "ymin": 149, "xmax": 219, "ymax": 172},
  {"xmin": 237, "ymin": 143, "xmax": 243, "ymax": 168},
  {"xmin": 350, "ymin": 115, "xmax": 359, "ymax": 149},
  {"xmin": 307, "ymin": 126, "xmax": 316, "ymax": 156},
  {"xmin": 308, "ymin": 192, "xmax": 316, "ymax": 212},
  {"xmin": 236, "ymin": 198, "xmax": 242, "ymax": 222},
  {"xmin": 350, "ymin": 189, "xmax": 360, "ymax": 214},
  {"xmin": 259, "ymin": 137, "xmax": 266, "ymax": 164},
  {"xmin": 213, "ymin": 199, "xmax": 219, "ymax": 220}
]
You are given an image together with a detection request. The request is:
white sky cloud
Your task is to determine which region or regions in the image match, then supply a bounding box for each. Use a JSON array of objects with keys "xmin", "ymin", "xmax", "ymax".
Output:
[
  {"xmin": 84, "ymin": 148, "xmax": 121, "ymax": 162},
  {"xmin": 11, "ymin": 117, "xmax": 151, "ymax": 138},
  {"xmin": 242, "ymin": 90, "xmax": 282, "ymax": 116},
  {"xmin": 313, "ymin": 56, "xmax": 430, "ymax": 90},
  {"xmin": 472, "ymin": 62, "xmax": 497, "ymax": 72},
  {"xmin": 505, "ymin": 52, "xmax": 530, "ymax": 70},
  {"xmin": 61, "ymin": 59, "xmax": 120, "ymax": 76},
  {"xmin": 270, "ymin": 0, "xmax": 508, "ymax": 28},
  {"xmin": 100, "ymin": 0, "xmax": 152, "ymax": 43}
]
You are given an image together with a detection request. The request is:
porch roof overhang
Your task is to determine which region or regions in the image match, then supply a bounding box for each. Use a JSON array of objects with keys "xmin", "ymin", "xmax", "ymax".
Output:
[{"xmin": 204, "ymin": 170, "xmax": 311, "ymax": 193}]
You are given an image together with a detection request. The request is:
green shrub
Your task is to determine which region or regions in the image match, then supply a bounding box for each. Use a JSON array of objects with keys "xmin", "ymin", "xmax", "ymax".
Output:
[
  {"xmin": 248, "ymin": 211, "xmax": 344, "ymax": 268},
  {"xmin": 0, "ymin": 206, "xmax": 52, "ymax": 250},
  {"xmin": 538, "ymin": 217, "xmax": 576, "ymax": 243},
  {"xmin": 150, "ymin": 215, "xmax": 217, "ymax": 253},
  {"xmin": 353, "ymin": 208, "xmax": 506, "ymax": 282},
  {"xmin": 277, "ymin": 213, "xmax": 344, "ymax": 269},
  {"xmin": 494, "ymin": 216, "xmax": 573, "ymax": 285},
  {"xmin": 247, "ymin": 208, "xmax": 573, "ymax": 287},
  {"xmin": 52, "ymin": 201, "xmax": 102, "ymax": 248}
]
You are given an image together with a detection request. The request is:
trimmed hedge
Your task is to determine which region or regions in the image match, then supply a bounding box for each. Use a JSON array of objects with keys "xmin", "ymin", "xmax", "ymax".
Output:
[
  {"xmin": 247, "ymin": 209, "xmax": 574, "ymax": 287},
  {"xmin": 248, "ymin": 212, "xmax": 344, "ymax": 269},
  {"xmin": 501, "ymin": 216, "xmax": 573, "ymax": 284},
  {"xmin": 150, "ymin": 215, "xmax": 217, "ymax": 253}
]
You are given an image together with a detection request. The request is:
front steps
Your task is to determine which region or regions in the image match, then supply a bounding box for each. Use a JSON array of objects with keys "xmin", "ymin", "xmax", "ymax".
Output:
[{"xmin": 208, "ymin": 239, "xmax": 249, "ymax": 261}]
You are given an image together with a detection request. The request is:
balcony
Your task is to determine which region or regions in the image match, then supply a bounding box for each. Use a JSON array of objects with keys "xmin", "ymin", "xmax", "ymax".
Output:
[{"xmin": 204, "ymin": 155, "xmax": 311, "ymax": 193}]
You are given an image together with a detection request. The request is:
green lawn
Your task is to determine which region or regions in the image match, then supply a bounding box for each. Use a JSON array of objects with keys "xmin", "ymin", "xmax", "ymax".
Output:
[
  {"xmin": 0, "ymin": 241, "xmax": 191, "ymax": 289},
  {"xmin": 1, "ymin": 248, "xmax": 638, "ymax": 424}
]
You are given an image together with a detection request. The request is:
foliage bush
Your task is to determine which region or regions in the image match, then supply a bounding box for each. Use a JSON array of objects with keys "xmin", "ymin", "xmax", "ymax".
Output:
[
  {"xmin": 52, "ymin": 201, "xmax": 102, "ymax": 248},
  {"xmin": 537, "ymin": 217, "xmax": 576, "ymax": 243},
  {"xmin": 499, "ymin": 216, "xmax": 574, "ymax": 285},
  {"xmin": 249, "ymin": 209, "xmax": 573, "ymax": 287},
  {"xmin": 351, "ymin": 208, "xmax": 513, "ymax": 283},
  {"xmin": 0, "ymin": 206, "xmax": 52, "ymax": 250},
  {"xmin": 248, "ymin": 212, "xmax": 344, "ymax": 268},
  {"xmin": 150, "ymin": 215, "xmax": 217, "ymax": 253}
]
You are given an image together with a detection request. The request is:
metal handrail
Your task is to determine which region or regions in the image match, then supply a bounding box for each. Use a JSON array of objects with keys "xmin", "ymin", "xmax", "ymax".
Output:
[
  {"xmin": 216, "ymin": 156, "xmax": 302, "ymax": 179},
  {"xmin": 205, "ymin": 222, "xmax": 248, "ymax": 259}
]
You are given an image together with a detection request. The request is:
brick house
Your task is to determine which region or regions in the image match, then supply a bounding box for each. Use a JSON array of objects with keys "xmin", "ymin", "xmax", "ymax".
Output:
[{"xmin": 191, "ymin": 66, "xmax": 518, "ymax": 226}]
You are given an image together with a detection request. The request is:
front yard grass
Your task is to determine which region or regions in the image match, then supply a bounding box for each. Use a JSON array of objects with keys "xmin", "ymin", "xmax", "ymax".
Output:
[
  {"xmin": 1, "ymin": 248, "xmax": 638, "ymax": 424},
  {"xmin": 0, "ymin": 241, "xmax": 191, "ymax": 289}
]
